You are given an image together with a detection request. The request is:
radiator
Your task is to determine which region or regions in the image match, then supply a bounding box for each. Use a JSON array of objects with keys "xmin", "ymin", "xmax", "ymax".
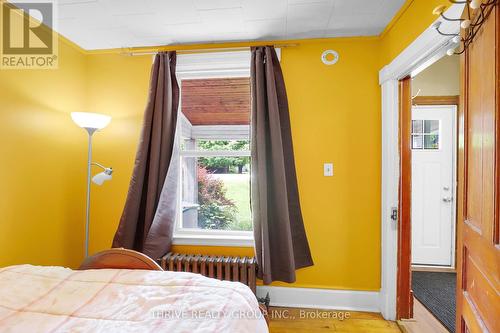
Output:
[{"xmin": 158, "ymin": 252, "xmax": 257, "ymax": 294}]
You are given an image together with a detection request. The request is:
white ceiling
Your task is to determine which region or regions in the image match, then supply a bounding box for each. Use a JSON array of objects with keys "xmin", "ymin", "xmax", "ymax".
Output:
[{"xmin": 49, "ymin": 0, "xmax": 405, "ymax": 50}]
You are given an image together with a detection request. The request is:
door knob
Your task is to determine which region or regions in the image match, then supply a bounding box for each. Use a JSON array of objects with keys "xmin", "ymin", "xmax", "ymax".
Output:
[{"xmin": 442, "ymin": 197, "xmax": 453, "ymax": 202}]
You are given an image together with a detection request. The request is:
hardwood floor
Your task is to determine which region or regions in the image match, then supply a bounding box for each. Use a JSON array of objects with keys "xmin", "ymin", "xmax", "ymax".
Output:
[
  {"xmin": 397, "ymin": 298, "xmax": 449, "ymax": 333},
  {"xmin": 268, "ymin": 307, "xmax": 401, "ymax": 333}
]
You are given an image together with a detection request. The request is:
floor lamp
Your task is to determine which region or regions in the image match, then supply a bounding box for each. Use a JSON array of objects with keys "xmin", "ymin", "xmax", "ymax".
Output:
[{"xmin": 71, "ymin": 112, "xmax": 113, "ymax": 257}]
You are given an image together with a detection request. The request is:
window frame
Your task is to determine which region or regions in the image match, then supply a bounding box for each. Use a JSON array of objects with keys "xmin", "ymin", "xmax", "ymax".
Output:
[
  {"xmin": 171, "ymin": 50, "xmax": 267, "ymax": 247},
  {"xmin": 411, "ymin": 119, "xmax": 441, "ymax": 151}
]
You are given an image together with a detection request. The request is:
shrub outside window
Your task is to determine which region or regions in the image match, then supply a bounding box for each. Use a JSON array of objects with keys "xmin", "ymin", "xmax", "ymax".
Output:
[{"xmin": 180, "ymin": 140, "xmax": 252, "ymax": 233}]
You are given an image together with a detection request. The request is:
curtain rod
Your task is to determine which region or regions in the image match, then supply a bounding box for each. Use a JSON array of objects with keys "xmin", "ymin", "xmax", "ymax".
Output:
[{"xmin": 121, "ymin": 43, "xmax": 299, "ymax": 56}]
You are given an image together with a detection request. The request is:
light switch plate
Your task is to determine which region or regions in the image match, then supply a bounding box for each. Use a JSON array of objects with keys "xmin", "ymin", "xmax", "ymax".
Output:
[{"xmin": 324, "ymin": 163, "xmax": 333, "ymax": 176}]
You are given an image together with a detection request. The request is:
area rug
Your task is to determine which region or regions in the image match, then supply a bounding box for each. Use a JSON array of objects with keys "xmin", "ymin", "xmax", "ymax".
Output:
[{"xmin": 412, "ymin": 271, "xmax": 456, "ymax": 332}]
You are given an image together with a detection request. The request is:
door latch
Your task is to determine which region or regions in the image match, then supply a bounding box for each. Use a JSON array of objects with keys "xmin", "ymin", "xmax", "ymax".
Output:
[{"xmin": 390, "ymin": 207, "xmax": 398, "ymax": 222}]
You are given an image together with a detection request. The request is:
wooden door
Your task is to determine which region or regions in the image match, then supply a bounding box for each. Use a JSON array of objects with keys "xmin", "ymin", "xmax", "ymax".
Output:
[{"xmin": 456, "ymin": 3, "xmax": 500, "ymax": 332}]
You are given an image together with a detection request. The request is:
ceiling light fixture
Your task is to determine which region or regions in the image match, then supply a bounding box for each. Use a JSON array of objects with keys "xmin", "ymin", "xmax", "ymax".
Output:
[{"xmin": 432, "ymin": 0, "xmax": 497, "ymax": 55}]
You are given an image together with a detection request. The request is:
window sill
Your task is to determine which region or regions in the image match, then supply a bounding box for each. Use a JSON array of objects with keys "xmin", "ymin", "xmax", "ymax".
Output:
[{"xmin": 172, "ymin": 234, "xmax": 254, "ymax": 247}]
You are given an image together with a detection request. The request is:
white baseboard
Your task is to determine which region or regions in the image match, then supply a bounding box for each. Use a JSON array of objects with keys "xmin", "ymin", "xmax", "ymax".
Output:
[{"xmin": 256, "ymin": 286, "xmax": 380, "ymax": 313}]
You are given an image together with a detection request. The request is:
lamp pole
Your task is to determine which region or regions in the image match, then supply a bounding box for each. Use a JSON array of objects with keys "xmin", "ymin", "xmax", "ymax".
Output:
[
  {"xmin": 71, "ymin": 112, "xmax": 112, "ymax": 258},
  {"xmin": 84, "ymin": 127, "xmax": 97, "ymax": 258}
]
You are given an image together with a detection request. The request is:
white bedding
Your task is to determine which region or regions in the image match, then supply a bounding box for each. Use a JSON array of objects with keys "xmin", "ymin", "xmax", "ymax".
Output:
[{"xmin": 0, "ymin": 265, "xmax": 268, "ymax": 333}]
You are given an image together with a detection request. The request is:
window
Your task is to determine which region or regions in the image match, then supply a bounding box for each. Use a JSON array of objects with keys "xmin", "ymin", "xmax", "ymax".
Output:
[
  {"xmin": 180, "ymin": 140, "xmax": 251, "ymax": 232},
  {"xmin": 173, "ymin": 51, "xmax": 256, "ymax": 246},
  {"xmin": 411, "ymin": 120, "xmax": 440, "ymax": 150}
]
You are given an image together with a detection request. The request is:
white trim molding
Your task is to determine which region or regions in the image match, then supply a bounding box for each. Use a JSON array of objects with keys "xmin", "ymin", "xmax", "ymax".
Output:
[
  {"xmin": 191, "ymin": 125, "xmax": 250, "ymax": 140},
  {"xmin": 172, "ymin": 233, "xmax": 254, "ymax": 247},
  {"xmin": 378, "ymin": 4, "xmax": 463, "ymax": 321},
  {"xmin": 177, "ymin": 50, "xmax": 251, "ymax": 78},
  {"xmin": 379, "ymin": 4, "xmax": 464, "ymax": 84},
  {"xmin": 257, "ymin": 286, "xmax": 380, "ymax": 313},
  {"xmin": 379, "ymin": 79, "xmax": 399, "ymax": 320},
  {"xmin": 176, "ymin": 48, "xmax": 281, "ymax": 79}
]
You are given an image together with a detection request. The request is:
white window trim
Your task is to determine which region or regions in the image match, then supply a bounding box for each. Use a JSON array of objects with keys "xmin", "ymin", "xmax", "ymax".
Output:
[
  {"xmin": 172, "ymin": 231, "xmax": 254, "ymax": 247},
  {"xmin": 172, "ymin": 50, "xmax": 261, "ymax": 247},
  {"xmin": 192, "ymin": 125, "xmax": 250, "ymax": 140},
  {"xmin": 175, "ymin": 48, "xmax": 280, "ymax": 79},
  {"xmin": 181, "ymin": 150, "xmax": 251, "ymax": 157}
]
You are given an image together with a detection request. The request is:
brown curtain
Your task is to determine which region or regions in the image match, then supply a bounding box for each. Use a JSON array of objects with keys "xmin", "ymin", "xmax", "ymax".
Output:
[
  {"xmin": 250, "ymin": 46, "xmax": 313, "ymax": 284},
  {"xmin": 112, "ymin": 51, "xmax": 180, "ymax": 260}
]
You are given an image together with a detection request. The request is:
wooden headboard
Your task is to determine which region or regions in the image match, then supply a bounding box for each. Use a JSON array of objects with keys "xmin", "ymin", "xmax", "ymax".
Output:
[{"xmin": 79, "ymin": 248, "xmax": 163, "ymax": 271}]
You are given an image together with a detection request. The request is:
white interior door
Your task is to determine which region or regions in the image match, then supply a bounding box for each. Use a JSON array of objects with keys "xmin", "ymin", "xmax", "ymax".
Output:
[{"xmin": 411, "ymin": 105, "xmax": 456, "ymax": 266}]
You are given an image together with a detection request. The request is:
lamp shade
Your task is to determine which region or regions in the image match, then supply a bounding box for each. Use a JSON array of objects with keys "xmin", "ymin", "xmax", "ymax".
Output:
[
  {"xmin": 71, "ymin": 112, "xmax": 111, "ymax": 130},
  {"xmin": 92, "ymin": 170, "xmax": 112, "ymax": 185}
]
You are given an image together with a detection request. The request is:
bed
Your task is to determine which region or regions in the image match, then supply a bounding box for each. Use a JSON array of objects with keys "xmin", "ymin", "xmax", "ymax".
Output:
[{"xmin": 0, "ymin": 249, "xmax": 268, "ymax": 333}]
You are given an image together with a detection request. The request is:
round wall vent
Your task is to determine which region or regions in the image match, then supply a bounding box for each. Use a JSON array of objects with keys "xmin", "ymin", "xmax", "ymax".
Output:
[{"xmin": 321, "ymin": 50, "xmax": 339, "ymax": 65}]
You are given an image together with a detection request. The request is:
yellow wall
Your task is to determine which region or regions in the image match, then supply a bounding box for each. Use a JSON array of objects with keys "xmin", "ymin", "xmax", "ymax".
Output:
[
  {"xmin": 1, "ymin": 0, "xmax": 450, "ymax": 291},
  {"xmin": 0, "ymin": 37, "xmax": 88, "ymax": 268},
  {"xmin": 85, "ymin": 38, "xmax": 382, "ymax": 291},
  {"xmin": 380, "ymin": 0, "xmax": 450, "ymax": 66},
  {"xmin": 274, "ymin": 39, "xmax": 382, "ymax": 290},
  {"xmin": 84, "ymin": 54, "xmax": 151, "ymax": 254},
  {"xmin": 412, "ymin": 55, "xmax": 460, "ymax": 96}
]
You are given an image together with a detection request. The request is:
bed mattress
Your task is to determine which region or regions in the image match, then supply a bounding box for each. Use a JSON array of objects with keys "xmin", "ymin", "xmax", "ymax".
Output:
[{"xmin": 0, "ymin": 265, "xmax": 268, "ymax": 333}]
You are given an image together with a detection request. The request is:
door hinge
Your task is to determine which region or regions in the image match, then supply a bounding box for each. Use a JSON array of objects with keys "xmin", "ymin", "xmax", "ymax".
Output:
[{"xmin": 390, "ymin": 207, "xmax": 398, "ymax": 222}]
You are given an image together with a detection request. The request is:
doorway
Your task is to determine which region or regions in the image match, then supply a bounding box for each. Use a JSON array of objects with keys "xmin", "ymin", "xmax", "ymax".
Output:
[
  {"xmin": 409, "ymin": 104, "xmax": 458, "ymax": 332},
  {"xmin": 401, "ymin": 55, "xmax": 460, "ymax": 333},
  {"xmin": 411, "ymin": 105, "xmax": 457, "ymax": 268}
]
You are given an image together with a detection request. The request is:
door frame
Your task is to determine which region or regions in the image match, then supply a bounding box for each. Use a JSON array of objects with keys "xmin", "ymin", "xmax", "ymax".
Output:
[
  {"xmin": 396, "ymin": 77, "xmax": 413, "ymax": 319},
  {"xmin": 378, "ymin": 4, "xmax": 464, "ymax": 320}
]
